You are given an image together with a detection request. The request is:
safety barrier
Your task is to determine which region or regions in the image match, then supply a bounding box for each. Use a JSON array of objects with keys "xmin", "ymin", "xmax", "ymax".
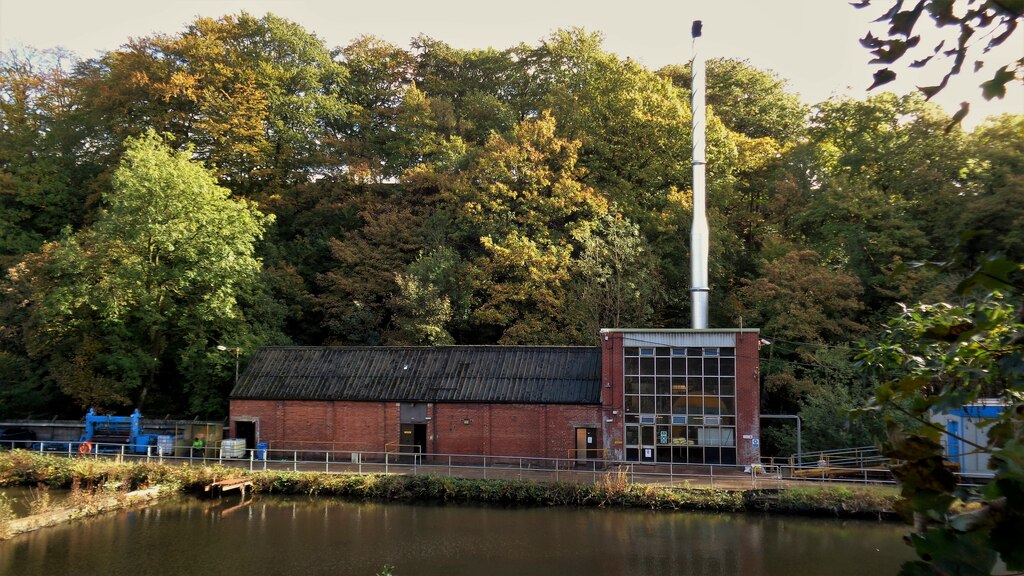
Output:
[{"xmin": 1, "ymin": 438, "xmax": 910, "ymax": 489}]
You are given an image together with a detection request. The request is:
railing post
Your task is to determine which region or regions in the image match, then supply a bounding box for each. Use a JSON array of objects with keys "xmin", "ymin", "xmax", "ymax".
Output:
[
  {"xmin": 326, "ymin": 451, "xmax": 330, "ymax": 473},
  {"xmin": 710, "ymin": 464, "xmax": 714, "ymax": 488},
  {"xmin": 146, "ymin": 445, "xmax": 152, "ymax": 463},
  {"xmin": 293, "ymin": 450, "xmax": 298, "ymax": 472}
]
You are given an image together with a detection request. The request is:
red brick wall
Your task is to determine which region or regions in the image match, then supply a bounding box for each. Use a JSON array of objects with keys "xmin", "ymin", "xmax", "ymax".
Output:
[
  {"xmin": 601, "ymin": 331, "xmax": 625, "ymax": 460},
  {"xmin": 735, "ymin": 332, "xmax": 762, "ymax": 464},
  {"xmin": 230, "ymin": 399, "xmax": 601, "ymax": 459}
]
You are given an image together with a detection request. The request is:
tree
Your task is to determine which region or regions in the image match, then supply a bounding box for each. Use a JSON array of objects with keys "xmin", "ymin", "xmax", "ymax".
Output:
[
  {"xmin": 855, "ymin": 0, "xmax": 1023, "ymax": 123},
  {"xmin": 657, "ymin": 57, "xmax": 807, "ymax": 144},
  {"xmin": 451, "ymin": 112, "xmax": 608, "ymax": 344},
  {"xmin": 958, "ymin": 114, "xmax": 1024, "ymax": 262},
  {"xmin": 0, "ymin": 47, "xmax": 84, "ymax": 267},
  {"xmin": 23, "ymin": 131, "xmax": 271, "ymax": 413},
  {"xmin": 858, "ymin": 256, "xmax": 1024, "ymax": 575},
  {"xmin": 71, "ymin": 13, "xmax": 349, "ymax": 197}
]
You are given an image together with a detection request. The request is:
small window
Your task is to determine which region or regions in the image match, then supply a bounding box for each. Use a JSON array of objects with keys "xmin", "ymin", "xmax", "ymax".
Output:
[
  {"xmin": 671, "ymin": 348, "xmax": 687, "ymax": 356},
  {"xmin": 624, "ymin": 347, "xmax": 639, "ymax": 357},
  {"xmin": 672, "ymin": 415, "xmax": 688, "ymax": 425},
  {"xmin": 639, "ymin": 348, "xmax": 655, "ymax": 356},
  {"xmin": 704, "ymin": 348, "xmax": 720, "ymax": 357},
  {"xmin": 640, "ymin": 415, "xmax": 656, "ymax": 424}
]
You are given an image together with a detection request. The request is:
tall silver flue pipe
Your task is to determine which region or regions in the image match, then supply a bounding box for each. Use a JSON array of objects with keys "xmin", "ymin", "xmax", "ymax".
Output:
[{"xmin": 690, "ymin": 20, "xmax": 709, "ymax": 329}]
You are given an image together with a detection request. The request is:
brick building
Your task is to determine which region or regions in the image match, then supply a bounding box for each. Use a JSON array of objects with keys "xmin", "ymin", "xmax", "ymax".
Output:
[{"xmin": 229, "ymin": 328, "xmax": 760, "ymax": 466}]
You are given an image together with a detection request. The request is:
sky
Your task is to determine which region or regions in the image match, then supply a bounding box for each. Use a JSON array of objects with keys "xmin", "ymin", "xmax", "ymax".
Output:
[{"xmin": 1, "ymin": 0, "xmax": 1021, "ymax": 128}]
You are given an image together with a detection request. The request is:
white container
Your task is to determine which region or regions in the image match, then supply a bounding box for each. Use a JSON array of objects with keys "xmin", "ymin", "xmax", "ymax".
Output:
[
  {"xmin": 221, "ymin": 438, "xmax": 246, "ymax": 459},
  {"xmin": 157, "ymin": 435, "xmax": 175, "ymax": 457}
]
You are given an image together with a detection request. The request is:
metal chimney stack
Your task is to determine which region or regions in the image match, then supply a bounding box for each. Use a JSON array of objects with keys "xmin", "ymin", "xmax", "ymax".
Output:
[{"xmin": 690, "ymin": 20, "xmax": 709, "ymax": 329}]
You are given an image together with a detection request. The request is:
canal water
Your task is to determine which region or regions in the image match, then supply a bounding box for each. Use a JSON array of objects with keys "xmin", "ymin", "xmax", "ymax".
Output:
[{"xmin": 1, "ymin": 495, "xmax": 913, "ymax": 575}]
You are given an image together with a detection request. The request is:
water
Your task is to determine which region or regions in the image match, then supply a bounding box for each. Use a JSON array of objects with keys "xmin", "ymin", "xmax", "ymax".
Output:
[{"xmin": 1, "ymin": 495, "xmax": 913, "ymax": 575}]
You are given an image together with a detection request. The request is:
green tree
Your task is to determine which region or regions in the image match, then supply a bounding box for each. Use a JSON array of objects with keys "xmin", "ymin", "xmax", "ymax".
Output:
[
  {"xmin": 71, "ymin": 13, "xmax": 348, "ymax": 197},
  {"xmin": 959, "ymin": 114, "xmax": 1024, "ymax": 262},
  {"xmin": 858, "ymin": 257, "xmax": 1024, "ymax": 575},
  {"xmin": 0, "ymin": 47, "xmax": 84, "ymax": 267},
  {"xmin": 451, "ymin": 112, "xmax": 608, "ymax": 344},
  {"xmin": 23, "ymin": 131, "xmax": 271, "ymax": 413},
  {"xmin": 657, "ymin": 57, "xmax": 807, "ymax": 144}
]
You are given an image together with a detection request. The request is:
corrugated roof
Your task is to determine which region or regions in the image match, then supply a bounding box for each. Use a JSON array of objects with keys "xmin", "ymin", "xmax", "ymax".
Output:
[{"xmin": 229, "ymin": 346, "xmax": 602, "ymax": 405}]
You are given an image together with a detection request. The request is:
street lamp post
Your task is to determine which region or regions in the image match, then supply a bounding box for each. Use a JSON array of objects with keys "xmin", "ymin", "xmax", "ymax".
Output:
[{"xmin": 217, "ymin": 345, "xmax": 241, "ymax": 385}]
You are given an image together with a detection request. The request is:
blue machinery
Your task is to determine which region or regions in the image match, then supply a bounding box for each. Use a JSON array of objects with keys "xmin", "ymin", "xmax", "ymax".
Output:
[{"xmin": 80, "ymin": 408, "xmax": 158, "ymax": 454}]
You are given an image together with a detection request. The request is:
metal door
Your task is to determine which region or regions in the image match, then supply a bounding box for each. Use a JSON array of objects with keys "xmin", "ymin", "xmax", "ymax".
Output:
[{"xmin": 641, "ymin": 425, "xmax": 656, "ymax": 462}]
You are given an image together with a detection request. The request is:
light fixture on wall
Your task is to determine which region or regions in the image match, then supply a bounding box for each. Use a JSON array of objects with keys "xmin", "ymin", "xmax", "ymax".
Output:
[
  {"xmin": 605, "ymin": 418, "xmax": 614, "ymax": 423},
  {"xmin": 462, "ymin": 418, "xmax": 471, "ymax": 425}
]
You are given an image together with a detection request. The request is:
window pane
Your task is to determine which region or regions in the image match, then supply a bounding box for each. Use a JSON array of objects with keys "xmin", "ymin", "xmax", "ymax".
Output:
[
  {"xmin": 703, "ymin": 396, "xmax": 720, "ymax": 415},
  {"xmin": 656, "ymin": 396, "xmax": 671, "ymax": 414},
  {"xmin": 625, "ymin": 376, "xmax": 640, "ymax": 394},
  {"xmin": 688, "ymin": 377, "xmax": 703, "ymax": 394},
  {"xmin": 703, "ymin": 358, "xmax": 719, "ymax": 375},
  {"xmin": 656, "ymin": 347, "xmax": 671, "ymax": 357},
  {"xmin": 687, "ymin": 399, "xmax": 703, "ymax": 416},
  {"xmin": 721, "ymin": 397, "xmax": 735, "ymax": 415},
  {"xmin": 672, "ymin": 397, "xmax": 688, "ymax": 415},
  {"xmin": 640, "ymin": 348, "xmax": 655, "ymax": 356},
  {"xmin": 720, "ymin": 347, "xmax": 735, "ymax": 357},
  {"xmin": 671, "ymin": 377, "xmax": 688, "ymax": 394},
  {"xmin": 704, "ymin": 377, "xmax": 719, "ymax": 395},
  {"xmin": 624, "ymin": 358, "xmax": 639, "ymax": 376},
  {"xmin": 656, "ymin": 377, "xmax": 671, "ymax": 395},
  {"xmin": 720, "ymin": 358, "xmax": 735, "ymax": 376},
  {"xmin": 704, "ymin": 348, "xmax": 720, "ymax": 356},
  {"xmin": 671, "ymin": 358, "xmax": 686, "ymax": 375},
  {"xmin": 719, "ymin": 377, "xmax": 735, "ymax": 396},
  {"xmin": 640, "ymin": 357, "xmax": 655, "ymax": 375},
  {"xmin": 624, "ymin": 347, "xmax": 639, "ymax": 357},
  {"xmin": 626, "ymin": 426, "xmax": 639, "ymax": 445},
  {"xmin": 641, "ymin": 426, "xmax": 654, "ymax": 445},
  {"xmin": 656, "ymin": 357, "xmax": 670, "ymax": 375},
  {"xmin": 687, "ymin": 358, "xmax": 703, "ymax": 375},
  {"xmin": 640, "ymin": 377, "xmax": 655, "ymax": 395},
  {"xmin": 671, "ymin": 348, "xmax": 687, "ymax": 356},
  {"xmin": 640, "ymin": 396, "xmax": 655, "ymax": 414},
  {"xmin": 657, "ymin": 426, "xmax": 671, "ymax": 445}
]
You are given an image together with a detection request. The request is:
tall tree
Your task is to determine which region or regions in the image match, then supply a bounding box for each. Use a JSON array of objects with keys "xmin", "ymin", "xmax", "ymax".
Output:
[
  {"xmin": 22, "ymin": 131, "xmax": 271, "ymax": 413},
  {"xmin": 71, "ymin": 13, "xmax": 349, "ymax": 197}
]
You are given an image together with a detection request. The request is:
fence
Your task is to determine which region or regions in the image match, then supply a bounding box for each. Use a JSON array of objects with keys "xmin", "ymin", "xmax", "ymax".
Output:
[{"xmin": 1, "ymin": 437, "xmax": 917, "ymax": 489}]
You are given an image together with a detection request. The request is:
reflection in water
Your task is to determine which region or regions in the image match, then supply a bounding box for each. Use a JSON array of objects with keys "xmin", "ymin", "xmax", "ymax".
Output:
[{"xmin": 1, "ymin": 495, "xmax": 912, "ymax": 576}]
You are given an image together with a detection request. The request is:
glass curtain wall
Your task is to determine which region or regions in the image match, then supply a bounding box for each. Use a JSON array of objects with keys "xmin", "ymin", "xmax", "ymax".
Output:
[{"xmin": 623, "ymin": 346, "xmax": 737, "ymax": 464}]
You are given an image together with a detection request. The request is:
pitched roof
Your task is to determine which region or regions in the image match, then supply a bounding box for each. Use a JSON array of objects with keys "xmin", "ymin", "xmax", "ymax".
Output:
[{"xmin": 229, "ymin": 346, "xmax": 602, "ymax": 404}]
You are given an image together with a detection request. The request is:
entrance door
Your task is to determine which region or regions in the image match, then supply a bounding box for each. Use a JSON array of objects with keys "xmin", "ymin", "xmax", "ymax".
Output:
[
  {"xmin": 235, "ymin": 421, "xmax": 256, "ymax": 450},
  {"xmin": 575, "ymin": 428, "xmax": 598, "ymax": 464},
  {"xmin": 640, "ymin": 425, "xmax": 656, "ymax": 463},
  {"xmin": 399, "ymin": 423, "xmax": 427, "ymax": 463}
]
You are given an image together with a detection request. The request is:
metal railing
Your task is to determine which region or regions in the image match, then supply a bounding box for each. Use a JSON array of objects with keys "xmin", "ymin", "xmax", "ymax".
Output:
[{"xmin": 2, "ymin": 438, "xmax": 907, "ymax": 489}]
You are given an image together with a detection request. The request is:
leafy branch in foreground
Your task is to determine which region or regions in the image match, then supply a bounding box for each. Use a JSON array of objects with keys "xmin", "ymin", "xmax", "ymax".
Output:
[{"xmin": 858, "ymin": 255, "xmax": 1024, "ymax": 575}]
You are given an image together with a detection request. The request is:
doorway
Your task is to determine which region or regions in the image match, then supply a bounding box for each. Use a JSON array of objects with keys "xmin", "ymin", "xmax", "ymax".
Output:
[
  {"xmin": 235, "ymin": 420, "xmax": 257, "ymax": 450},
  {"xmin": 575, "ymin": 427, "xmax": 598, "ymax": 464},
  {"xmin": 399, "ymin": 423, "xmax": 427, "ymax": 463}
]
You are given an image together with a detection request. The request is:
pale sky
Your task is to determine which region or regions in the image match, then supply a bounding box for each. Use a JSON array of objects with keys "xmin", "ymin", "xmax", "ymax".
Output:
[{"xmin": 1, "ymin": 0, "xmax": 1021, "ymax": 128}]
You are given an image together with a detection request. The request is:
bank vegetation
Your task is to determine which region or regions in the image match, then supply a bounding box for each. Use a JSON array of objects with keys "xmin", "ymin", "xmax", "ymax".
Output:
[{"xmin": 0, "ymin": 450, "xmax": 898, "ymax": 540}]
